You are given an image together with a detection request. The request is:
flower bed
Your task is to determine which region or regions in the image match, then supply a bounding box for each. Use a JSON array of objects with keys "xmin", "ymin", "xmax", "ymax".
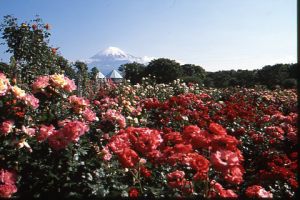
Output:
[{"xmin": 0, "ymin": 73, "xmax": 298, "ymax": 198}]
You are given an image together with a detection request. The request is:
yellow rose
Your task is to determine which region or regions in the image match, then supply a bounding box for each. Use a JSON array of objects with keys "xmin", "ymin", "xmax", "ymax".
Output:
[
  {"xmin": 50, "ymin": 74, "xmax": 67, "ymax": 88},
  {"xmin": 12, "ymin": 86, "xmax": 26, "ymax": 98},
  {"xmin": 0, "ymin": 79, "xmax": 8, "ymax": 95}
]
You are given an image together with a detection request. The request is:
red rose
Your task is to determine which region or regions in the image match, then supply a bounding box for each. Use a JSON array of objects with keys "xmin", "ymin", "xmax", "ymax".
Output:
[
  {"xmin": 140, "ymin": 166, "xmax": 151, "ymax": 178},
  {"xmin": 245, "ymin": 185, "xmax": 273, "ymax": 198},
  {"xmin": 210, "ymin": 150, "xmax": 240, "ymax": 170},
  {"xmin": 31, "ymin": 24, "xmax": 37, "ymax": 30},
  {"xmin": 209, "ymin": 123, "xmax": 227, "ymax": 135},
  {"xmin": 167, "ymin": 170, "xmax": 185, "ymax": 181},
  {"xmin": 0, "ymin": 170, "xmax": 17, "ymax": 185},
  {"xmin": 0, "ymin": 184, "xmax": 17, "ymax": 198},
  {"xmin": 209, "ymin": 180, "xmax": 238, "ymax": 198},
  {"xmin": 167, "ymin": 170, "xmax": 186, "ymax": 189},
  {"xmin": 44, "ymin": 23, "xmax": 51, "ymax": 30},
  {"xmin": 182, "ymin": 125, "xmax": 201, "ymax": 140},
  {"xmin": 223, "ymin": 166, "xmax": 244, "ymax": 185},
  {"xmin": 117, "ymin": 148, "xmax": 139, "ymax": 168},
  {"xmin": 128, "ymin": 187, "xmax": 139, "ymax": 198},
  {"xmin": 37, "ymin": 124, "xmax": 55, "ymax": 142}
]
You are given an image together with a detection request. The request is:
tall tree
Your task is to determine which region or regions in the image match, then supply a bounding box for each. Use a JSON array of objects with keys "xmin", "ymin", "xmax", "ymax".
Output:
[
  {"xmin": 0, "ymin": 15, "xmax": 62, "ymax": 84},
  {"xmin": 145, "ymin": 58, "xmax": 182, "ymax": 83},
  {"xmin": 257, "ymin": 64, "xmax": 289, "ymax": 88},
  {"xmin": 57, "ymin": 56, "xmax": 76, "ymax": 80},
  {"xmin": 74, "ymin": 61, "xmax": 88, "ymax": 96},
  {"xmin": 180, "ymin": 64, "xmax": 206, "ymax": 84},
  {"xmin": 89, "ymin": 67, "xmax": 99, "ymax": 81},
  {"xmin": 181, "ymin": 64, "xmax": 206, "ymax": 79},
  {"xmin": 119, "ymin": 62, "xmax": 145, "ymax": 84}
]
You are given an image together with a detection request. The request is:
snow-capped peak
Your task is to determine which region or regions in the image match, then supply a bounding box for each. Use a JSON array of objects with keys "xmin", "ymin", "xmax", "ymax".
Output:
[
  {"xmin": 102, "ymin": 46, "xmax": 127, "ymax": 57},
  {"xmin": 86, "ymin": 46, "xmax": 156, "ymax": 74},
  {"xmin": 89, "ymin": 46, "xmax": 128, "ymax": 60}
]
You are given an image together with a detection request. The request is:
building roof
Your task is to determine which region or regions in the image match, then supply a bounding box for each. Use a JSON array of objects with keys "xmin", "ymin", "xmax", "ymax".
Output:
[
  {"xmin": 97, "ymin": 71, "xmax": 106, "ymax": 79},
  {"xmin": 106, "ymin": 69, "xmax": 123, "ymax": 79}
]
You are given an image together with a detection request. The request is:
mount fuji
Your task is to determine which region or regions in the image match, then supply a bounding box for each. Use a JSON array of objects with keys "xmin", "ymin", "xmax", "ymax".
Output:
[{"xmin": 85, "ymin": 47, "xmax": 153, "ymax": 75}]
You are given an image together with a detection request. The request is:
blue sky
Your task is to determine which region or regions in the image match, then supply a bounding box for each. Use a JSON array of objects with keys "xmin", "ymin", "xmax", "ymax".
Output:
[{"xmin": 0, "ymin": 0, "xmax": 297, "ymax": 71}]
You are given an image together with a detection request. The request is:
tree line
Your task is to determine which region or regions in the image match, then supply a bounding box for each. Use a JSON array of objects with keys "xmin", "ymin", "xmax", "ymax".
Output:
[{"xmin": 119, "ymin": 59, "xmax": 297, "ymax": 89}]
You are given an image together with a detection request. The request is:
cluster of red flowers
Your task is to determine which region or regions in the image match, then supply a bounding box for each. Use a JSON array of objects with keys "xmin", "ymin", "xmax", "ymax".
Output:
[
  {"xmin": 0, "ymin": 169, "xmax": 17, "ymax": 198},
  {"xmin": 0, "ymin": 71, "xmax": 298, "ymax": 198},
  {"xmin": 101, "ymin": 87, "xmax": 297, "ymax": 198},
  {"xmin": 36, "ymin": 120, "xmax": 89, "ymax": 150},
  {"xmin": 105, "ymin": 122, "xmax": 243, "ymax": 196}
]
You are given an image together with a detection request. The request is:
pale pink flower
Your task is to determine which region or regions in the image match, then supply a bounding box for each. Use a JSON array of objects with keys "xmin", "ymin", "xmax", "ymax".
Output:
[
  {"xmin": 0, "ymin": 73, "xmax": 10, "ymax": 96},
  {"xmin": 22, "ymin": 126, "xmax": 36, "ymax": 137},
  {"xmin": 101, "ymin": 147, "xmax": 112, "ymax": 161},
  {"xmin": 210, "ymin": 150, "xmax": 240, "ymax": 169},
  {"xmin": 82, "ymin": 108, "xmax": 97, "ymax": 122},
  {"xmin": 63, "ymin": 77, "xmax": 76, "ymax": 92},
  {"xmin": 57, "ymin": 119, "xmax": 72, "ymax": 127},
  {"xmin": 0, "ymin": 121, "xmax": 14, "ymax": 136},
  {"xmin": 31, "ymin": 76, "xmax": 50, "ymax": 92},
  {"xmin": 22, "ymin": 94, "xmax": 39, "ymax": 109}
]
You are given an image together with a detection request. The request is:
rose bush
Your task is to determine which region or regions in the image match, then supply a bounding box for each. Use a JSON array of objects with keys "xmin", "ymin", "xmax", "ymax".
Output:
[{"xmin": 0, "ymin": 72, "xmax": 298, "ymax": 198}]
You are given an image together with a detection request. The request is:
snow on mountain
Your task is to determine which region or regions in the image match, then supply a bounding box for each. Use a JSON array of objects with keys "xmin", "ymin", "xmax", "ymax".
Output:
[{"xmin": 86, "ymin": 47, "xmax": 152, "ymax": 75}]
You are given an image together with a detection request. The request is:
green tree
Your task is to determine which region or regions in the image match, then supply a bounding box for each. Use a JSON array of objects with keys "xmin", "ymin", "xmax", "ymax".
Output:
[
  {"xmin": 0, "ymin": 62, "xmax": 9, "ymax": 74},
  {"xmin": 56, "ymin": 56, "xmax": 76, "ymax": 80},
  {"xmin": 234, "ymin": 69, "xmax": 258, "ymax": 87},
  {"xmin": 287, "ymin": 64, "xmax": 298, "ymax": 79},
  {"xmin": 145, "ymin": 58, "xmax": 182, "ymax": 83},
  {"xmin": 257, "ymin": 64, "xmax": 290, "ymax": 89},
  {"xmin": 181, "ymin": 64, "xmax": 206, "ymax": 79},
  {"xmin": 89, "ymin": 67, "xmax": 99, "ymax": 81},
  {"xmin": 203, "ymin": 73, "xmax": 215, "ymax": 87},
  {"xmin": 74, "ymin": 61, "xmax": 89, "ymax": 96},
  {"xmin": 180, "ymin": 64, "xmax": 206, "ymax": 84},
  {"xmin": 282, "ymin": 78, "xmax": 297, "ymax": 89},
  {"xmin": 119, "ymin": 62, "xmax": 145, "ymax": 84},
  {"xmin": 0, "ymin": 15, "xmax": 62, "ymax": 84},
  {"xmin": 206, "ymin": 71, "xmax": 232, "ymax": 88}
]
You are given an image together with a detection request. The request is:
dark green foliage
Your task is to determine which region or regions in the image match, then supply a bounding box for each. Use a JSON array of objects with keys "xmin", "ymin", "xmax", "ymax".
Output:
[
  {"xmin": 145, "ymin": 58, "xmax": 182, "ymax": 83},
  {"xmin": 57, "ymin": 56, "xmax": 76, "ymax": 80},
  {"xmin": 257, "ymin": 64, "xmax": 290, "ymax": 89},
  {"xmin": 282, "ymin": 78, "xmax": 297, "ymax": 89},
  {"xmin": 181, "ymin": 64, "xmax": 206, "ymax": 79},
  {"xmin": 180, "ymin": 76, "xmax": 203, "ymax": 85},
  {"xmin": 0, "ymin": 62, "xmax": 9, "ymax": 74},
  {"xmin": 89, "ymin": 67, "xmax": 99, "ymax": 81},
  {"xmin": 203, "ymin": 64, "xmax": 296, "ymax": 89},
  {"xmin": 74, "ymin": 61, "xmax": 88, "ymax": 96},
  {"xmin": 119, "ymin": 62, "xmax": 145, "ymax": 84}
]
